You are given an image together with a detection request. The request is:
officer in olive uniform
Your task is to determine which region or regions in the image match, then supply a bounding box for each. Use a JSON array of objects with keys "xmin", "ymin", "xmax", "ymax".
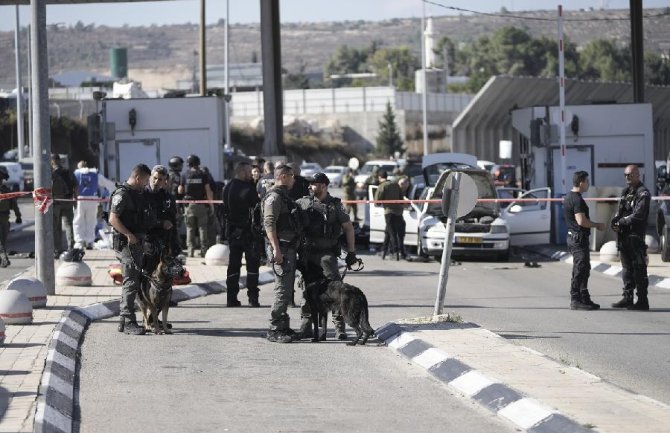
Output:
[
  {"xmin": 51, "ymin": 153, "xmax": 78, "ymax": 256},
  {"xmin": 295, "ymin": 172, "xmax": 359, "ymax": 340},
  {"xmin": 0, "ymin": 166, "xmax": 21, "ymax": 267},
  {"xmin": 264, "ymin": 164, "xmax": 300, "ymax": 343},
  {"xmin": 184, "ymin": 154, "xmax": 214, "ymax": 257},
  {"xmin": 611, "ymin": 164, "xmax": 651, "ymax": 310},
  {"xmin": 108, "ymin": 164, "xmax": 154, "ymax": 335},
  {"xmin": 222, "ymin": 162, "xmax": 261, "ymax": 307}
]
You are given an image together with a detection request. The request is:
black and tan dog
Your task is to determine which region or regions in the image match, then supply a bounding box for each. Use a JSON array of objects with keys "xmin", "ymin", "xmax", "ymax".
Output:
[
  {"xmin": 137, "ymin": 250, "xmax": 185, "ymax": 334},
  {"xmin": 304, "ymin": 278, "xmax": 375, "ymax": 346}
]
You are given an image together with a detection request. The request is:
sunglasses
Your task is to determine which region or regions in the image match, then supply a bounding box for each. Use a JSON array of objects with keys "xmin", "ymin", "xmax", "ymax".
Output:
[{"xmin": 624, "ymin": 173, "xmax": 636, "ymax": 178}]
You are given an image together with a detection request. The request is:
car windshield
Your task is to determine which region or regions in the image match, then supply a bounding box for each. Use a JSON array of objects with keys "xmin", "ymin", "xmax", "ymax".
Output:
[
  {"xmin": 424, "ymin": 163, "xmax": 475, "ymax": 187},
  {"xmin": 324, "ymin": 167, "xmax": 342, "ymax": 173},
  {"xmin": 301, "ymin": 163, "xmax": 319, "ymax": 169},
  {"xmin": 360, "ymin": 163, "xmax": 396, "ymax": 175}
]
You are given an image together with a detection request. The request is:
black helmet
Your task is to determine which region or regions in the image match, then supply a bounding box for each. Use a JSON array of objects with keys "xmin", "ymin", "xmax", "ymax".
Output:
[
  {"xmin": 186, "ymin": 154, "xmax": 200, "ymax": 167},
  {"xmin": 0, "ymin": 166, "xmax": 8, "ymax": 181},
  {"xmin": 169, "ymin": 156, "xmax": 184, "ymax": 170}
]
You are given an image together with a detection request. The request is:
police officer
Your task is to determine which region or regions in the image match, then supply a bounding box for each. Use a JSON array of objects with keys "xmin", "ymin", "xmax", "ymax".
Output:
[
  {"xmin": 563, "ymin": 171, "xmax": 605, "ymax": 310},
  {"xmin": 0, "ymin": 166, "xmax": 21, "ymax": 267},
  {"xmin": 611, "ymin": 164, "xmax": 651, "ymax": 310},
  {"xmin": 168, "ymin": 156, "xmax": 186, "ymax": 248},
  {"xmin": 51, "ymin": 153, "xmax": 78, "ymax": 256},
  {"xmin": 184, "ymin": 154, "xmax": 214, "ymax": 257},
  {"xmin": 294, "ymin": 172, "xmax": 359, "ymax": 340},
  {"xmin": 264, "ymin": 164, "xmax": 300, "ymax": 343},
  {"xmin": 287, "ymin": 162, "xmax": 310, "ymax": 201},
  {"xmin": 222, "ymin": 162, "xmax": 262, "ymax": 307},
  {"xmin": 108, "ymin": 164, "xmax": 153, "ymax": 335},
  {"xmin": 257, "ymin": 161, "xmax": 275, "ymax": 199},
  {"xmin": 146, "ymin": 165, "xmax": 180, "ymax": 262},
  {"xmin": 376, "ymin": 170, "xmax": 406, "ymax": 260}
]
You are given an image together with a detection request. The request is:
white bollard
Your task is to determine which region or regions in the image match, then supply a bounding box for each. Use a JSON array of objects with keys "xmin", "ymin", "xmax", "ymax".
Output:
[
  {"xmin": 205, "ymin": 243, "xmax": 230, "ymax": 266},
  {"xmin": 6, "ymin": 277, "xmax": 48, "ymax": 308},
  {"xmin": 0, "ymin": 317, "xmax": 5, "ymax": 345},
  {"xmin": 599, "ymin": 240, "xmax": 619, "ymax": 263},
  {"xmin": 0, "ymin": 290, "xmax": 33, "ymax": 325},
  {"xmin": 645, "ymin": 235, "xmax": 659, "ymax": 253},
  {"xmin": 56, "ymin": 262, "xmax": 93, "ymax": 286}
]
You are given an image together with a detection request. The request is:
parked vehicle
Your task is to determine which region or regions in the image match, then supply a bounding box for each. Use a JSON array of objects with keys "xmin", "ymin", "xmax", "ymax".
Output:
[
  {"xmin": 323, "ymin": 165, "xmax": 347, "ymax": 187},
  {"xmin": 19, "ymin": 158, "xmax": 33, "ymax": 191},
  {"xmin": 0, "ymin": 161, "xmax": 24, "ymax": 192},
  {"xmin": 300, "ymin": 162, "xmax": 323, "ymax": 178},
  {"xmin": 477, "ymin": 160, "xmax": 495, "ymax": 171},
  {"xmin": 354, "ymin": 160, "xmax": 400, "ymax": 199},
  {"xmin": 368, "ymin": 153, "xmax": 551, "ymax": 261}
]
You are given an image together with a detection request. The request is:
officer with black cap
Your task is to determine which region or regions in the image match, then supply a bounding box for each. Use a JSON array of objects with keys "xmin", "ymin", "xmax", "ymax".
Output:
[
  {"xmin": 184, "ymin": 154, "xmax": 214, "ymax": 257},
  {"xmin": 611, "ymin": 164, "xmax": 651, "ymax": 310},
  {"xmin": 295, "ymin": 172, "xmax": 359, "ymax": 340}
]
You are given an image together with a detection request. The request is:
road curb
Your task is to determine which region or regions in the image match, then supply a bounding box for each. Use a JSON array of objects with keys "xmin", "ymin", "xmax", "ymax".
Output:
[
  {"xmin": 32, "ymin": 269, "xmax": 275, "ymax": 433},
  {"xmin": 376, "ymin": 322, "xmax": 592, "ymax": 433},
  {"xmin": 525, "ymin": 245, "xmax": 670, "ymax": 290}
]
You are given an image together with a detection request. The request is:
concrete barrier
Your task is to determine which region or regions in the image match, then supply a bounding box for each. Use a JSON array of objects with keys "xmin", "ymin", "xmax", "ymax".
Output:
[
  {"xmin": 56, "ymin": 261, "xmax": 93, "ymax": 286},
  {"xmin": 599, "ymin": 241, "xmax": 619, "ymax": 263},
  {"xmin": 6, "ymin": 277, "xmax": 47, "ymax": 308},
  {"xmin": 0, "ymin": 290, "xmax": 33, "ymax": 324},
  {"xmin": 205, "ymin": 243, "xmax": 230, "ymax": 266}
]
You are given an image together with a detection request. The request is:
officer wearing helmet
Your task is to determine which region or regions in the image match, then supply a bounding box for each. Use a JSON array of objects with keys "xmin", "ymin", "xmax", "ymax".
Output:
[
  {"xmin": 0, "ymin": 166, "xmax": 21, "ymax": 267},
  {"xmin": 168, "ymin": 156, "xmax": 186, "ymax": 248},
  {"xmin": 184, "ymin": 154, "xmax": 214, "ymax": 257}
]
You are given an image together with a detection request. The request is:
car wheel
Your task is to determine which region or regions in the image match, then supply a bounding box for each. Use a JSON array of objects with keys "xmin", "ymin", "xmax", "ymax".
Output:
[
  {"xmin": 417, "ymin": 235, "xmax": 429, "ymax": 258},
  {"xmin": 661, "ymin": 226, "xmax": 670, "ymax": 262}
]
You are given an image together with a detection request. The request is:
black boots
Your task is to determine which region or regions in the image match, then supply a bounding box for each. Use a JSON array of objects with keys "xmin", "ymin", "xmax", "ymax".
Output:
[
  {"xmin": 570, "ymin": 292, "xmax": 600, "ymax": 310},
  {"xmin": 611, "ymin": 293, "xmax": 634, "ymax": 309},
  {"xmin": 118, "ymin": 317, "xmax": 146, "ymax": 335},
  {"xmin": 628, "ymin": 295, "xmax": 650, "ymax": 311}
]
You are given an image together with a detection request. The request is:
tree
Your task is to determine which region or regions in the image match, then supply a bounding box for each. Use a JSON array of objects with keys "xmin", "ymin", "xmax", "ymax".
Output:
[
  {"xmin": 579, "ymin": 39, "xmax": 630, "ymax": 81},
  {"xmin": 324, "ymin": 41, "xmax": 383, "ymax": 87},
  {"xmin": 369, "ymin": 47, "xmax": 419, "ymax": 91},
  {"xmin": 283, "ymin": 60, "xmax": 310, "ymax": 90},
  {"xmin": 376, "ymin": 102, "xmax": 404, "ymax": 157},
  {"xmin": 645, "ymin": 52, "xmax": 670, "ymax": 86}
]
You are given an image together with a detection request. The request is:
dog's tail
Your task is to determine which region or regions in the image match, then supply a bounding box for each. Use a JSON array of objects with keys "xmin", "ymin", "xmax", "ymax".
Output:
[{"xmin": 360, "ymin": 295, "xmax": 375, "ymax": 335}]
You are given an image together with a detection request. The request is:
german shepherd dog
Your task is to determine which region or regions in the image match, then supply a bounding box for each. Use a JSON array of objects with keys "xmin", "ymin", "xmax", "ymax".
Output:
[
  {"xmin": 304, "ymin": 278, "xmax": 375, "ymax": 346},
  {"xmin": 137, "ymin": 249, "xmax": 185, "ymax": 334}
]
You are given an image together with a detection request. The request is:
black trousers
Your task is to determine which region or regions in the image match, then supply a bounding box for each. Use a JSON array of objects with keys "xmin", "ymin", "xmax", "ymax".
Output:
[
  {"xmin": 226, "ymin": 230, "xmax": 261, "ymax": 302},
  {"xmin": 618, "ymin": 235, "xmax": 648, "ymax": 297},
  {"xmin": 384, "ymin": 213, "xmax": 406, "ymax": 256},
  {"xmin": 567, "ymin": 234, "xmax": 590, "ymax": 298}
]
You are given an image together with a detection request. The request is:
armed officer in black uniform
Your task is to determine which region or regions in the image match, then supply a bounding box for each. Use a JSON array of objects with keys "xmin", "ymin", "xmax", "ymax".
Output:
[
  {"xmin": 563, "ymin": 171, "xmax": 605, "ymax": 310},
  {"xmin": 295, "ymin": 172, "xmax": 359, "ymax": 340},
  {"xmin": 222, "ymin": 162, "xmax": 262, "ymax": 307},
  {"xmin": 108, "ymin": 164, "xmax": 153, "ymax": 335},
  {"xmin": 184, "ymin": 154, "xmax": 214, "ymax": 257},
  {"xmin": 145, "ymin": 165, "xmax": 181, "ymax": 270},
  {"xmin": 611, "ymin": 164, "xmax": 651, "ymax": 310}
]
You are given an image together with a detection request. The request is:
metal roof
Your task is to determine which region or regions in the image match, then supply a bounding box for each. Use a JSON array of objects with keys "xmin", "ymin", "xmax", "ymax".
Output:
[{"xmin": 451, "ymin": 75, "xmax": 670, "ymax": 161}]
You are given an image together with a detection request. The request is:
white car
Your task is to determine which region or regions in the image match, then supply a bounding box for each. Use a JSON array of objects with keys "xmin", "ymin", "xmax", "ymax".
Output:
[
  {"xmin": 0, "ymin": 162, "xmax": 24, "ymax": 192},
  {"xmin": 300, "ymin": 162, "xmax": 323, "ymax": 179},
  {"xmin": 323, "ymin": 165, "xmax": 347, "ymax": 187},
  {"xmin": 368, "ymin": 153, "xmax": 552, "ymax": 261},
  {"xmin": 354, "ymin": 160, "xmax": 400, "ymax": 198}
]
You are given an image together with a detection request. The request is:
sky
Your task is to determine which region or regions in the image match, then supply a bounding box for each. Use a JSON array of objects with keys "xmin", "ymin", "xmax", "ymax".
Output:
[{"xmin": 0, "ymin": 0, "xmax": 668, "ymax": 31}]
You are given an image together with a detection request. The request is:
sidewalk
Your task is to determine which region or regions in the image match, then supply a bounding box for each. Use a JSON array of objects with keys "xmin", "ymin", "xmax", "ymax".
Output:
[{"xmin": 0, "ymin": 249, "xmax": 270, "ymax": 433}]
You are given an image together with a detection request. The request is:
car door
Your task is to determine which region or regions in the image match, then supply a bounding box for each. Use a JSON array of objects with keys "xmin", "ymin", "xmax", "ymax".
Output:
[
  {"xmin": 368, "ymin": 184, "xmax": 421, "ymax": 247},
  {"xmin": 501, "ymin": 187, "xmax": 552, "ymax": 246}
]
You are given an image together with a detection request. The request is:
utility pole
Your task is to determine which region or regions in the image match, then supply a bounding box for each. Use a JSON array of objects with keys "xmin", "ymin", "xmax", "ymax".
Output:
[
  {"xmin": 14, "ymin": 5, "xmax": 25, "ymax": 161},
  {"xmin": 224, "ymin": 0, "xmax": 231, "ymax": 155},
  {"xmin": 199, "ymin": 0, "xmax": 207, "ymax": 96},
  {"xmin": 420, "ymin": 0, "xmax": 429, "ymax": 156},
  {"xmin": 31, "ymin": 0, "xmax": 55, "ymax": 295}
]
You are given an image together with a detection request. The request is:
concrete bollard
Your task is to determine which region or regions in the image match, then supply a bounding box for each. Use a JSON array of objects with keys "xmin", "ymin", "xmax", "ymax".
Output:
[
  {"xmin": 205, "ymin": 243, "xmax": 230, "ymax": 266},
  {"xmin": 0, "ymin": 317, "xmax": 5, "ymax": 345},
  {"xmin": 56, "ymin": 261, "xmax": 93, "ymax": 286},
  {"xmin": 6, "ymin": 277, "xmax": 48, "ymax": 308},
  {"xmin": 645, "ymin": 235, "xmax": 659, "ymax": 253},
  {"xmin": 599, "ymin": 241, "xmax": 619, "ymax": 263},
  {"xmin": 0, "ymin": 290, "xmax": 33, "ymax": 325}
]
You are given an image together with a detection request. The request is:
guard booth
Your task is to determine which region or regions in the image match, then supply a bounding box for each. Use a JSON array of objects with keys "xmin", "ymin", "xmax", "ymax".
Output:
[
  {"xmin": 512, "ymin": 103, "xmax": 654, "ymax": 247},
  {"xmin": 101, "ymin": 96, "xmax": 226, "ymax": 183}
]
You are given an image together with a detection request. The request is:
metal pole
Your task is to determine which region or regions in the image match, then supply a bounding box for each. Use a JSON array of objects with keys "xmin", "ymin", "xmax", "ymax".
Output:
[
  {"xmin": 15, "ymin": 6, "xmax": 25, "ymax": 161},
  {"xmin": 630, "ymin": 0, "xmax": 644, "ymax": 103},
  {"xmin": 260, "ymin": 0, "xmax": 283, "ymax": 155},
  {"xmin": 558, "ymin": 5, "xmax": 567, "ymax": 194},
  {"xmin": 27, "ymin": 23, "xmax": 33, "ymax": 158},
  {"xmin": 421, "ymin": 0, "xmax": 429, "ymax": 156},
  {"xmin": 434, "ymin": 172, "xmax": 461, "ymax": 316},
  {"xmin": 224, "ymin": 0, "xmax": 231, "ymax": 153},
  {"xmin": 199, "ymin": 0, "xmax": 207, "ymax": 96},
  {"xmin": 31, "ymin": 0, "xmax": 55, "ymax": 295}
]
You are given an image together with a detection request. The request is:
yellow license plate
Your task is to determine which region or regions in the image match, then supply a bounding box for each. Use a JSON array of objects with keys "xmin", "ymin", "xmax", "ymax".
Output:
[{"xmin": 456, "ymin": 236, "xmax": 481, "ymax": 244}]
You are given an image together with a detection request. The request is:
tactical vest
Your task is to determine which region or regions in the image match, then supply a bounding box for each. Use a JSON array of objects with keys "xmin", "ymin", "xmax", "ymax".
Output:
[
  {"xmin": 52, "ymin": 168, "xmax": 74, "ymax": 199},
  {"xmin": 618, "ymin": 184, "xmax": 650, "ymax": 236},
  {"xmin": 303, "ymin": 196, "xmax": 342, "ymax": 241},
  {"xmin": 111, "ymin": 184, "xmax": 154, "ymax": 235},
  {"xmin": 264, "ymin": 186, "xmax": 302, "ymax": 235},
  {"xmin": 184, "ymin": 169, "xmax": 207, "ymax": 200},
  {"xmin": 168, "ymin": 170, "xmax": 182, "ymax": 197}
]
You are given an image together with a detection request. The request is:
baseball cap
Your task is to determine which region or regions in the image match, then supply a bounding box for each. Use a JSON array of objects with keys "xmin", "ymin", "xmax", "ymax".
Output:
[{"xmin": 308, "ymin": 172, "xmax": 330, "ymax": 185}]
